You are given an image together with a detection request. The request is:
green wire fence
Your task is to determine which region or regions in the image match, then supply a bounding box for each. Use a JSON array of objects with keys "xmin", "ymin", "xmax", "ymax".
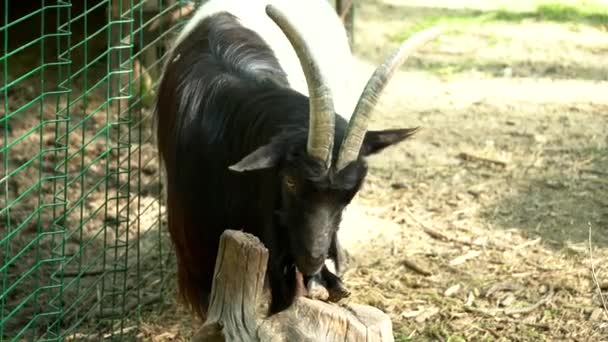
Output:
[
  {"xmin": 0, "ymin": 1, "xmax": 194, "ymax": 340},
  {"xmin": 0, "ymin": 0, "xmax": 354, "ymax": 340}
]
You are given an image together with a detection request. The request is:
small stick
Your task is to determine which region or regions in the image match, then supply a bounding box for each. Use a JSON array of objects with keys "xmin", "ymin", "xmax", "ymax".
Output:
[
  {"xmin": 484, "ymin": 281, "xmax": 523, "ymax": 298},
  {"xmin": 589, "ymin": 223, "xmax": 608, "ymax": 319},
  {"xmin": 513, "ymin": 237, "xmax": 541, "ymax": 251},
  {"xmin": 62, "ymin": 269, "xmax": 107, "ymax": 277},
  {"xmin": 402, "ymin": 257, "xmax": 432, "ymax": 276},
  {"xmin": 580, "ymin": 168, "xmax": 608, "ymax": 177},
  {"xmin": 457, "ymin": 152, "xmax": 507, "ymax": 168},
  {"xmin": 401, "ymin": 206, "xmax": 474, "ymax": 247},
  {"xmin": 464, "ymin": 285, "xmax": 554, "ymax": 317},
  {"xmin": 402, "ymin": 206, "xmax": 450, "ymax": 242}
]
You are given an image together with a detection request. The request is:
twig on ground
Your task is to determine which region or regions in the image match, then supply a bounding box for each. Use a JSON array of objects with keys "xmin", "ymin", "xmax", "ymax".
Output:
[
  {"xmin": 589, "ymin": 223, "xmax": 608, "ymax": 319},
  {"xmin": 580, "ymin": 168, "xmax": 608, "ymax": 177},
  {"xmin": 484, "ymin": 282, "xmax": 523, "ymax": 298},
  {"xmin": 402, "ymin": 257, "xmax": 433, "ymax": 276},
  {"xmin": 449, "ymin": 250, "xmax": 481, "ymax": 266},
  {"xmin": 513, "ymin": 237, "xmax": 542, "ymax": 250},
  {"xmin": 457, "ymin": 152, "xmax": 507, "ymax": 168},
  {"xmin": 464, "ymin": 284, "xmax": 554, "ymax": 317},
  {"xmin": 401, "ymin": 206, "xmax": 471, "ymax": 246}
]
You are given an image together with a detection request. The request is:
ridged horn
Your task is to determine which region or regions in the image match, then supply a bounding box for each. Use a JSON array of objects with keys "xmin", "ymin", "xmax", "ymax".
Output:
[
  {"xmin": 266, "ymin": 4, "xmax": 336, "ymax": 168},
  {"xmin": 335, "ymin": 27, "xmax": 442, "ymax": 172}
]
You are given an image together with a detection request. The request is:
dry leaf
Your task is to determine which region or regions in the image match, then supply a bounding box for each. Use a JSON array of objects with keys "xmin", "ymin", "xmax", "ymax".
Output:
[
  {"xmin": 465, "ymin": 291, "xmax": 476, "ymax": 306},
  {"xmin": 472, "ymin": 235, "xmax": 488, "ymax": 246},
  {"xmin": 450, "ymin": 250, "xmax": 481, "ymax": 266},
  {"xmin": 499, "ymin": 293, "xmax": 516, "ymax": 307},
  {"xmin": 444, "ymin": 284, "xmax": 461, "ymax": 297},
  {"xmin": 401, "ymin": 309, "xmax": 423, "ymax": 318},
  {"xmin": 415, "ymin": 307, "xmax": 440, "ymax": 323},
  {"xmin": 590, "ymin": 308, "xmax": 605, "ymax": 321}
]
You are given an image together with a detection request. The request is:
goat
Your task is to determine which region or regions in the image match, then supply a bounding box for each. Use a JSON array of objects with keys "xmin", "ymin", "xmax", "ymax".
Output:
[{"xmin": 155, "ymin": 1, "xmax": 440, "ymax": 319}]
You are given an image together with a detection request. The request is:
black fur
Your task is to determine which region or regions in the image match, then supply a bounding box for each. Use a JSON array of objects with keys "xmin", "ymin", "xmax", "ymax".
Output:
[{"xmin": 155, "ymin": 12, "xmax": 417, "ymax": 318}]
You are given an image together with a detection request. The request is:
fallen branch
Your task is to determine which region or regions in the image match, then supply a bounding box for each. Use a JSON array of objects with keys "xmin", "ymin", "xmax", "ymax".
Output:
[
  {"xmin": 402, "ymin": 257, "xmax": 433, "ymax": 276},
  {"xmin": 457, "ymin": 152, "xmax": 507, "ymax": 168},
  {"xmin": 464, "ymin": 285, "xmax": 554, "ymax": 317},
  {"xmin": 589, "ymin": 223, "xmax": 608, "ymax": 319}
]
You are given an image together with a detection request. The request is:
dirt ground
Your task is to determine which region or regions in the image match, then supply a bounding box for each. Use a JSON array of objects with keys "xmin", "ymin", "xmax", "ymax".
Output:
[
  {"xmin": 130, "ymin": 1, "xmax": 608, "ymax": 341},
  {"xmin": 2, "ymin": 0, "xmax": 607, "ymax": 341}
]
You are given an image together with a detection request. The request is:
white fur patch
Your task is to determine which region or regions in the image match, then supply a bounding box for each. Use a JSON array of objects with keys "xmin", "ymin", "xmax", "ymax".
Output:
[
  {"xmin": 324, "ymin": 258, "xmax": 336, "ymax": 274},
  {"xmin": 173, "ymin": 0, "xmax": 360, "ymax": 120}
]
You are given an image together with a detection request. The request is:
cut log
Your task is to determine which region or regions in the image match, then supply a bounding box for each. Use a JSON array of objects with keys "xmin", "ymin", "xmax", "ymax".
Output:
[{"xmin": 192, "ymin": 230, "xmax": 394, "ymax": 342}]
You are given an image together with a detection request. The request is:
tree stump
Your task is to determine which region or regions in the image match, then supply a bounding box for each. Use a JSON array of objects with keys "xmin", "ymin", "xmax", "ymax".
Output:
[{"xmin": 192, "ymin": 230, "xmax": 394, "ymax": 342}]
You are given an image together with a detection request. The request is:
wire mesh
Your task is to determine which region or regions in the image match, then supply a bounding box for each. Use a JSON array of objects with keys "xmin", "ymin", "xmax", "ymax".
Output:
[
  {"xmin": 1, "ymin": 0, "xmax": 350, "ymax": 339},
  {"xmin": 0, "ymin": 1, "xmax": 192, "ymax": 340}
]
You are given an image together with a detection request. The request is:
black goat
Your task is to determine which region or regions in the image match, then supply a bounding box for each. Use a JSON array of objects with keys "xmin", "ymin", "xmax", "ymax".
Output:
[{"xmin": 155, "ymin": 5, "xmax": 440, "ymax": 319}]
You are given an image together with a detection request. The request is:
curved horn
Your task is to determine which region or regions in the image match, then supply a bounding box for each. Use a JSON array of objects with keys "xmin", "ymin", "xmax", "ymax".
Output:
[
  {"xmin": 266, "ymin": 5, "xmax": 336, "ymax": 168},
  {"xmin": 335, "ymin": 27, "xmax": 442, "ymax": 172}
]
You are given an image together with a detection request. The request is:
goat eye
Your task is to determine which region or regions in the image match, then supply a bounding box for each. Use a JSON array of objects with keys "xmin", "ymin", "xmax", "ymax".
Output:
[{"xmin": 284, "ymin": 176, "xmax": 296, "ymax": 192}]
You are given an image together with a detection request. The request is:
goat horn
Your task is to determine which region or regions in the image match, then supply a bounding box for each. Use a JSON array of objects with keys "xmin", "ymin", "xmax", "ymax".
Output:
[
  {"xmin": 335, "ymin": 27, "xmax": 442, "ymax": 172},
  {"xmin": 266, "ymin": 5, "xmax": 336, "ymax": 168}
]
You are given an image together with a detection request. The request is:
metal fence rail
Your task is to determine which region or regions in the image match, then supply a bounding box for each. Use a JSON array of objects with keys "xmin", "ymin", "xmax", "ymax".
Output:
[{"xmin": 0, "ymin": 1, "xmax": 193, "ymax": 340}]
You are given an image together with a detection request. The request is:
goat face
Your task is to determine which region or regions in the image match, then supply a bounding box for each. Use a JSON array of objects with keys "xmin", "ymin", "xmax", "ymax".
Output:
[{"xmin": 229, "ymin": 126, "xmax": 418, "ymax": 277}]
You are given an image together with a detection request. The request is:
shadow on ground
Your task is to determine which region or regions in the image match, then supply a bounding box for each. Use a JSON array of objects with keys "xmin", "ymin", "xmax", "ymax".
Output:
[{"xmin": 482, "ymin": 144, "xmax": 608, "ymax": 249}]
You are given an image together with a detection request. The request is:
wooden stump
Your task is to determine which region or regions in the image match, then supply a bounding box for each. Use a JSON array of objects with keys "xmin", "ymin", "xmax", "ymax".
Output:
[{"xmin": 192, "ymin": 230, "xmax": 394, "ymax": 342}]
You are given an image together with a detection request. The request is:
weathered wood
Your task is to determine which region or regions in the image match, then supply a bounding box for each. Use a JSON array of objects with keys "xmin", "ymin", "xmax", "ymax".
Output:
[{"xmin": 192, "ymin": 230, "xmax": 394, "ymax": 342}]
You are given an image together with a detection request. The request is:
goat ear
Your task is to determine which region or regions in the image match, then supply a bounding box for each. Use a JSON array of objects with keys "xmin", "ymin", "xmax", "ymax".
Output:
[
  {"xmin": 228, "ymin": 143, "xmax": 282, "ymax": 172},
  {"xmin": 360, "ymin": 128, "xmax": 419, "ymax": 156}
]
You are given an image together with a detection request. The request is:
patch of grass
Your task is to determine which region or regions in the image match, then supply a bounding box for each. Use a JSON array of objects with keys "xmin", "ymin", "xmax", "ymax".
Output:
[
  {"xmin": 394, "ymin": 332, "xmax": 413, "ymax": 342},
  {"xmin": 390, "ymin": 11, "xmax": 492, "ymax": 42},
  {"xmin": 446, "ymin": 336, "xmax": 467, "ymax": 342},
  {"xmin": 392, "ymin": 1, "xmax": 608, "ymax": 42},
  {"xmin": 493, "ymin": 1, "xmax": 608, "ymax": 25}
]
